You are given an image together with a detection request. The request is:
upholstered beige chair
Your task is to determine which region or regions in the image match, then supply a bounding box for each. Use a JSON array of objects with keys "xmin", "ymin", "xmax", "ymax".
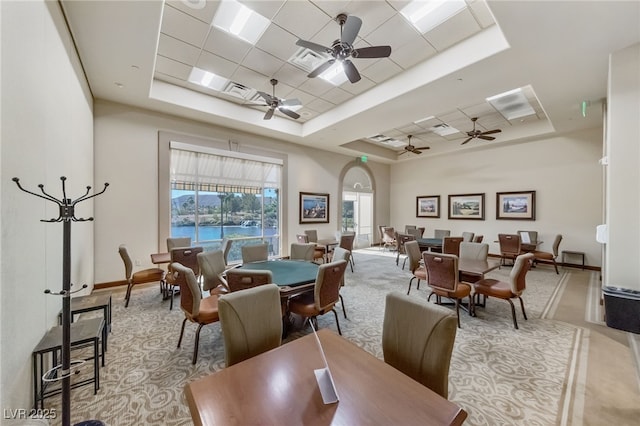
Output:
[
  {"xmin": 297, "ymin": 234, "xmax": 325, "ymax": 263},
  {"xmin": 404, "ymin": 225, "xmax": 417, "ymax": 233},
  {"xmin": 221, "ymin": 238, "xmax": 233, "ymax": 265},
  {"xmin": 407, "ymin": 228, "xmax": 423, "ymax": 239},
  {"xmin": 288, "ymin": 260, "xmax": 348, "ymax": 335},
  {"xmin": 473, "ymin": 253, "xmax": 534, "ymax": 329},
  {"xmin": 332, "ymin": 246, "xmax": 351, "ymax": 319},
  {"xmin": 225, "ymin": 269, "xmax": 273, "ymax": 292},
  {"xmin": 459, "ymin": 242, "xmax": 489, "ymax": 261},
  {"xmin": 166, "ymin": 237, "xmax": 191, "ymax": 252},
  {"xmin": 304, "ymin": 229, "xmax": 328, "ymax": 262},
  {"xmin": 395, "ymin": 232, "xmax": 416, "ymax": 270},
  {"xmin": 381, "ymin": 227, "xmax": 396, "ymax": 251},
  {"xmin": 219, "ymin": 284, "xmax": 282, "ymax": 367},
  {"xmin": 498, "ymin": 234, "xmax": 522, "ymax": 266},
  {"xmin": 290, "ymin": 242, "xmax": 315, "ymax": 261},
  {"xmin": 423, "ymin": 252, "xmax": 472, "ymax": 328},
  {"xmin": 339, "ymin": 232, "xmax": 356, "ymax": 272},
  {"xmin": 241, "ymin": 243, "xmax": 269, "ymax": 263},
  {"xmin": 382, "ymin": 291, "xmax": 458, "ymax": 399},
  {"xmin": 461, "ymin": 232, "xmax": 475, "ymax": 242},
  {"xmin": 119, "ymin": 245, "xmax": 166, "ymax": 308},
  {"xmin": 442, "ymin": 236, "xmax": 464, "ymax": 256},
  {"xmin": 434, "ymin": 229, "xmax": 451, "ymax": 239},
  {"xmin": 473, "ymin": 235, "xmax": 484, "ymax": 243},
  {"xmin": 172, "ymin": 262, "xmax": 219, "ymax": 364},
  {"xmin": 405, "ymin": 240, "xmax": 427, "ymax": 295},
  {"xmin": 165, "ymin": 246, "xmax": 203, "ymax": 310},
  {"xmin": 532, "ymin": 234, "xmax": 562, "ymax": 274},
  {"xmin": 197, "ymin": 250, "xmax": 229, "ymax": 295}
]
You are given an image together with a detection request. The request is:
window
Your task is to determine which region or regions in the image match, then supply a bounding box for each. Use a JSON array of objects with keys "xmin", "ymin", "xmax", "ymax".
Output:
[{"xmin": 169, "ymin": 142, "xmax": 282, "ymax": 262}]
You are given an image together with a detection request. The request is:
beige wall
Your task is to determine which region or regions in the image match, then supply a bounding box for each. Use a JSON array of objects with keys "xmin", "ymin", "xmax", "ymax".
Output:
[
  {"xmin": 1, "ymin": 0, "xmax": 94, "ymax": 411},
  {"xmin": 389, "ymin": 129, "xmax": 604, "ymax": 266},
  {"xmin": 93, "ymin": 100, "xmax": 391, "ymax": 284}
]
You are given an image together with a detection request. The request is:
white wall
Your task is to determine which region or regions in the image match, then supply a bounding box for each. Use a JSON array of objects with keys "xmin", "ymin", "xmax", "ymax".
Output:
[
  {"xmin": 606, "ymin": 42, "xmax": 640, "ymax": 290},
  {"xmin": 93, "ymin": 100, "xmax": 390, "ymax": 284},
  {"xmin": 1, "ymin": 0, "xmax": 94, "ymax": 413},
  {"xmin": 389, "ymin": 129, "xmax": 604, "ymax": 266}
]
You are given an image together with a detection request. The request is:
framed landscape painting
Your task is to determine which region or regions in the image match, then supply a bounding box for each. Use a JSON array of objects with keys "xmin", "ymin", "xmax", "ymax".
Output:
[
  {"xmin": 299, "ymin": 192, "xmax": 329, "ymax": 223},
  {"xmin": 497, "ymin": 190, "xmax": 536, "ymax": 220},
  {"xmin": 416, "ymin": 195, "xmax": 440, "ymax": 218},
  {"xmin": 448, "ymin": 193, "xmax": 485, "ymax": 220}
]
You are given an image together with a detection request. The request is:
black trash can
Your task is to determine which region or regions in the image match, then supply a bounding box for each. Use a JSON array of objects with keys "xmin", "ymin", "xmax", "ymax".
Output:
[{"xmin": 603, "ymin": 286, "xmax": 640, "ymax": 334}]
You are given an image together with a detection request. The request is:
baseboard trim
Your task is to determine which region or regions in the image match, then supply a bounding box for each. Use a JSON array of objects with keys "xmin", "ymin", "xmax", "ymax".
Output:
[{"xmin": 95, "ymin": 280, "xmax": 127, "ymax": 290}]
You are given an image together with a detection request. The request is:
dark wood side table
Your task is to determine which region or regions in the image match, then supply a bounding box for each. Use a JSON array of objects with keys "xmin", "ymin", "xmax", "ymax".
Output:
[{"xmin": 32, "ymin": 318, "xmax": 105, "ymax": 409}]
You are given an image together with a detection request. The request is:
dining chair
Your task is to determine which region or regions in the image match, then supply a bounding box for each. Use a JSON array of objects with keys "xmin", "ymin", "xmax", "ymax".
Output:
[
  {"xmin": 404, "ymin": 225, "xmax": 417, "ymax": 234},
  {"xmin": 288, "ymin": 260, "xmax": 348, "ymax": 335},
  {"xmin": 434, "ymin": 229, "xmax": 451, "ymax": 239},
  {"xmin": 442, "ymin": 236, "xmax": 464, "ymax": 256},
  {"xmin": 225, "ymin": 268, "xmax": 273, "ymax": 292},
  {"xmin": 458, "ymin": 242, "xmax": 490, "ymax": 283},
  {"xmin": 382, "ymin": 291, "xmax": 457, "ymax": 399},
  {"xmin": 165, "ymin": 246, "xmax": 203, "ymax": 310},
  {"xmin": 407, "ymin": 228, "xmax": 423, "ymax": 239},
  {"xmin": 532, "ymin": 234, "xmax": 562, "ymax": 274},
  {"xmin": 473, "ymin": 253, "xmax": 534, "ymax": 329},
  {"xmin": 498, "ymin": 234, "xmax": 522, "ymax": 266},
  {"xmin": 339, "ymin": 232, "xmax": 356, "ymax": 272},
  {"xmin": 197, "ymin": 250, "xmax": 229, "ymax": 295},
  {"xmin": 296, "ymin": 234, "xmax": 325, "ymax": 263},
  {"xmin": 473, "ymin": 235, "xmax": 484, "ymax": 243},
  {"xmin": 417, "ymin": 227, "xmax": 426, "ymax": 238},
  {"xmin": 172, "ymin": 262, "xmax": 220, "ymax": 364},
  {"xmin": 218, "ymin": 283, "xmax": 282, "ymax": 367},
  {"xmin": 166, "ymin": 237, "xmax": 191, "ymax": 252},
  {"xmin": 220, "ymin": 238, "xmax": 233, "ymax": 265},
  {"xmin": 331, "ymin": 246, "xmax": 351, "ymax": 319},
  {"xmin": 381, "ymin": 227, "xmax": 396, "ymax": 251},
  {"xmin": 461, "ymin": 232, "xmax": 475, "ymax": 242},
  {"xmin": 405, "ymin": 240, "xmax": 427, "ymax": 295},
  {"xmin": 241, "ymin": 243, "xmax": 269, "ymax": 263},
  {"xmin": 395, "ymin": 232, "xmax": 416, "ymax": 270},
  {"xmin": 423, "ymin": 252, "xmax": 473, "ymax": 328},
  {"xmin": 118, "ymin": 245, "xmax": 166, "ymax": 308},
  {"xmin": 290, "ymin": 242, "xmax": 315, "ymax": 261}
]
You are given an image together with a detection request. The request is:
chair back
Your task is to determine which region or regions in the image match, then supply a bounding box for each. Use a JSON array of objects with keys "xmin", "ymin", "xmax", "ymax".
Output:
[
  {"xmin": 339, "ymin": 233, "xmax": 355, "ymax": 251},
  {"xmin": 167, "ymin": 237, "xmax": 191, "ymax": 251},
  {"xmin": 509, "ymin": 253, "xmax": 534, "ymax": 294},
  {"xmin": 197, "ymin": 250, "xmax": 227, "ymax": 292},
  {"xmin": 221, "ymin": 238, "xmax": 233, "ymax": 264},
  {"xmin": 473, "ymin": 235, "xmax": 484, "ymax": 243},
  {"xmin": 382, "ymin": 292, "xmax": 457, "ymax": 398},
  {"xmin": 407, "ymin": 228, "xmax": 423, "ymax": 239},
  {"xmin": 382, "ymin": 227, "xmax": 396, "ymax": 243},
  {"xmin": 171, "ymin": 262, "xmax": 202, "ymax": 317},
  {"xmin": 226, "ymin": 269, "xmax": 273, "ymax": 292},
  {"xmin": 118, "ymin": 245, "xmax": 134, "ymax": 280},
  {"xmin": 417, "ymin": 227, "xmax": 426, "ymax": 238},
  {"xmin": 552, "ymin": 234, "xmax": 563, "ymax": 257},
  {"xmin": 442, "ymin": 236, "xmax": 463, "ymax": 256},
  {"xmin": 434, "ymin": 229, "xmax": 451, "ymax": 239},
  {"xmin": 241, "ymin": 243, "xmax": 269, "ymax": 263},
  {"xmin": 314, "ymin": 260, "xmax": 348, "ymax": 312},
  {"xmin": 332, "ymin": 246, "xmax": 350, "ymax": 263},
  {"xmin": 461, "ymin": 232, "xmax": 475, "ymax": 242},
  {"xmin": 395, "ymin": 233, "xmax": 415, "ymax": 255},
  {"xmin": 170, "ymin": 246, "xmax": 203, "ymax": 277},
  {"xmin": 219, "ymin": 284, "xmax": 282, "ymax": 367},
  {"xmin": 459, "ymin": 242, "xmax": 489, "ymax": 261},
  {"xmin": 498, "ymin": 234, "xmax": 521, "ymax": 256},
  {"xmin": 304, "ymin": 229, "xmax": 319, "ymax": 243},
  {"xmin": 517, "ymin": 230, "xmax": 538, "ymax": 244},
  {"xmin": 404, "ymin": 240, "xmax": 422, "ymax": 273},
  {"xmin": 296, "ymin": 234, "xmax": 309, "ymax": 243},
  {"xmin": 290, "ymin": 243, "xmax": 315, "ymax": 261},
  {"xmin": 404, "ymin": 225, "xmax": 417, "ymax": 233},
  {"xmin": 423, "ymin": 252, "xmax": 459, "ymax": 293}
]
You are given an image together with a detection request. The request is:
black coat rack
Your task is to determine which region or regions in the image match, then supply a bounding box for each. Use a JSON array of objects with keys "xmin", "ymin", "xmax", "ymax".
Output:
[{"xmin": 13, "ymin": 176, "xmax": 108, "ymax": 426}]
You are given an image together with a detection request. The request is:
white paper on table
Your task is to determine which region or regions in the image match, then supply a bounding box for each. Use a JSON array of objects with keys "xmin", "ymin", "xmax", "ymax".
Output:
[
  {"xmin": 520, "ymin": 232, "xmax": 531, "ymax": 244},
  {"xmin": 309, "ymin": 322, "xmax": 339, "ymax": 404}
]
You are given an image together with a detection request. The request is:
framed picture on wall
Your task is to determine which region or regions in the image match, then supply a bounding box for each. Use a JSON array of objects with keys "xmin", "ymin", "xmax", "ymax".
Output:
[
  {"xmin": 496, "ymin": 190, "xmax": 536, "ymax": 220},
  {"xmin": 416, "ymin": 195, "xmax": 440, "ymax": 218},
  {"xmin": 299, "ymin": 192, "xmax": 330, "ymax": 223},
  {"xmin": 448, "ymin": 193, "xmax": 485, "ymax": 220}
]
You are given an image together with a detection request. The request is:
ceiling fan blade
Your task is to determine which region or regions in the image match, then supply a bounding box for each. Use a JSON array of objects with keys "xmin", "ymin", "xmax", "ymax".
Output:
[
  {"xmin": 280, "ymin": 98, "xmax": 302, "ymax": 108},
  {"xmin": 341, "ymin": 15, "xmax": 362, "ymax": 45},
  {"xmin": 308, "ymin": 59, "xmax": 335, "ymax": 78},
  {"xmin": 296, "ymin": 39, "xmax": 331, "ymax": 54},
  {"xmin": 257, "ymin": 91, "xmax": 275, "ymax": 104},
  {"xmin": 343, "ymin": 60, "xmax": 361, "ymax": 83},
  {"xmin": 461, "ymin": 137, "xmax": 473, "ymax": 145},
  {"xmin": 481, "ymin": 129, "xmax": 502, "ymax": 135},
  {"xmin": 478, "ymin": 135, "xmax": 496, "ymax": 141},
  {"xmin": 352, "ymin": 45, "xmax": 392, "ymax": 58},
  {"xmin": 412, "ymin": 150, "xmax": 422, "ymax": 154},
  {"xmin": 278, "ymin": 107, "xmax": 300, "ymax": 120},
  {"xmin": 263, "ymin": 108, "xmax": 274, "ymax": 120},
  {"xmin": 415, "ymin": 146, "xmax": 430, "ymax": 150}
]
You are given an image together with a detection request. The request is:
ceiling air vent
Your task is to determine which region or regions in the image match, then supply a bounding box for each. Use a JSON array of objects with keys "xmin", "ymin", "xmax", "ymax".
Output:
[
  {"xmin": 222, "ymin": 81, "xmax": 255, "ymax": 100},
  {"xmin": 430, "ymin": 123, "xmax": 459, "ymax": 136},
  {"xmin": 289, "ymin": 47, "xmax": 331, "ymax": 73}
]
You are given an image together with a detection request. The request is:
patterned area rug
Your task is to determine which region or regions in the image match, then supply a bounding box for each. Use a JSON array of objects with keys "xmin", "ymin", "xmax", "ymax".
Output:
[{"xmin": 45, "ymin": 249, "xmax": 574, "ymax": 425}]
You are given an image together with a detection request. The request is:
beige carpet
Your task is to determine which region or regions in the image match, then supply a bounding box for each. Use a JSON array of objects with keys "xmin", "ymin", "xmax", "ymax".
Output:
[{"xmin": 42, "ymin": 248, "xmax": 640, "ymax": 425}]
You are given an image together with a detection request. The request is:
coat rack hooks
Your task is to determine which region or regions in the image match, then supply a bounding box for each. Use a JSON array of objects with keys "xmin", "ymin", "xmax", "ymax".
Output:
[{"xmin": 13, "ymin": 176, "xmax": 108, "ymax": 426}]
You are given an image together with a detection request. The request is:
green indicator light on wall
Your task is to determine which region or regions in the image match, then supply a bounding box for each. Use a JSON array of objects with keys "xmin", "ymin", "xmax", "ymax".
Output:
[
  {"xmin": 581, "ymin": 100, "xmax": 589, "ymax": 118},
  {"xmin": 360, "ymin": 155, "xmax": 368, "ymax": 163}
]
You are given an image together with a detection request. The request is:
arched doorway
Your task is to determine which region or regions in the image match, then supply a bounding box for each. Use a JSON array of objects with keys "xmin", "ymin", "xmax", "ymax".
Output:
[{"xmin": 340, "ymin": 163, "xmax": 374, "ymax": 248}]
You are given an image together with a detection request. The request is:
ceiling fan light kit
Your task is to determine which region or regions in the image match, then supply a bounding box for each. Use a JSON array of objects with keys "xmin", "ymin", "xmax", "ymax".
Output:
[{"xmin": 256, "ymin": 79, "xmax": 301, "ymax": 120}]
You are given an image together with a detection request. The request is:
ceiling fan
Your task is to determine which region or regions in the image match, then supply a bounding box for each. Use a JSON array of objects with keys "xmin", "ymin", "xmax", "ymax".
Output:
[
  {"xmin": 296, "ymin": 13, "xmax": 392, "ymax": 84},
  {"xmin": 399, "ymin": 135, "xmax": 430, "ymax": 155},
  {"xmin": 461, "ymin": 117, "xmax": 502, "ymax": 145},
  {"xmin": 256, "ymin": 79, "xmax": 302, "ymax": 120}
]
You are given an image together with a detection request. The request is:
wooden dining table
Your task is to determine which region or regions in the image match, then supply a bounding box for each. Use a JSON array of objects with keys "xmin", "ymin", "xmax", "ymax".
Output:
[{"xmin": 184, "ymin": 329, "xmax": 467, "ymax": 426}]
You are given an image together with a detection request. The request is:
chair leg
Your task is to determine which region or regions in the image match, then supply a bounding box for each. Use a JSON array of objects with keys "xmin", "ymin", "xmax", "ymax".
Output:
[
  {"xmin": 518, "ymin": 296, "xmax": 528, "ymax": 320},
  {"xmin": 349, "ymin": 256, "xmax": 354, "ymax": 272},
  {"xmin": 427, "ymin": 291, "xmax": 434, "ymax": 302},
  {"xmin": 124, "ymin": 283, "xmax": 133, "ymax": 307},
  {"xmin": 339, "ymin": 294, "xmax": 347, "ymax": 319},
  {"xmin": 192, "ymin": 323, "xmax": 204, "ymax": 364},
  {"xmin": 553, "ymin": 259, "xmax": 559, "ymax": 274},
  {"xmin": 507, "ymin": 299, "xmax": 519, "ymax": 329},
  {"xmin": 331, "ymin": 309, "xmax": 342, "ymax": 335},
  {"xmin": 407, "ymin": 276, "xmax": 416, "ymax": 295},
  {"xmin": 455, "ymin": 299, "xmax": 461, "ymax": 328},
  {"xmin": 177, "ymin": 318, "xmax": 187, "ymax": 348},
  {"xmin": 402, "ymin": 257, "xmax": 408, "ymax": 270},
  {"xmin": 169, "ymin": 286, "xmax": 175, "ymax": 310}
]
